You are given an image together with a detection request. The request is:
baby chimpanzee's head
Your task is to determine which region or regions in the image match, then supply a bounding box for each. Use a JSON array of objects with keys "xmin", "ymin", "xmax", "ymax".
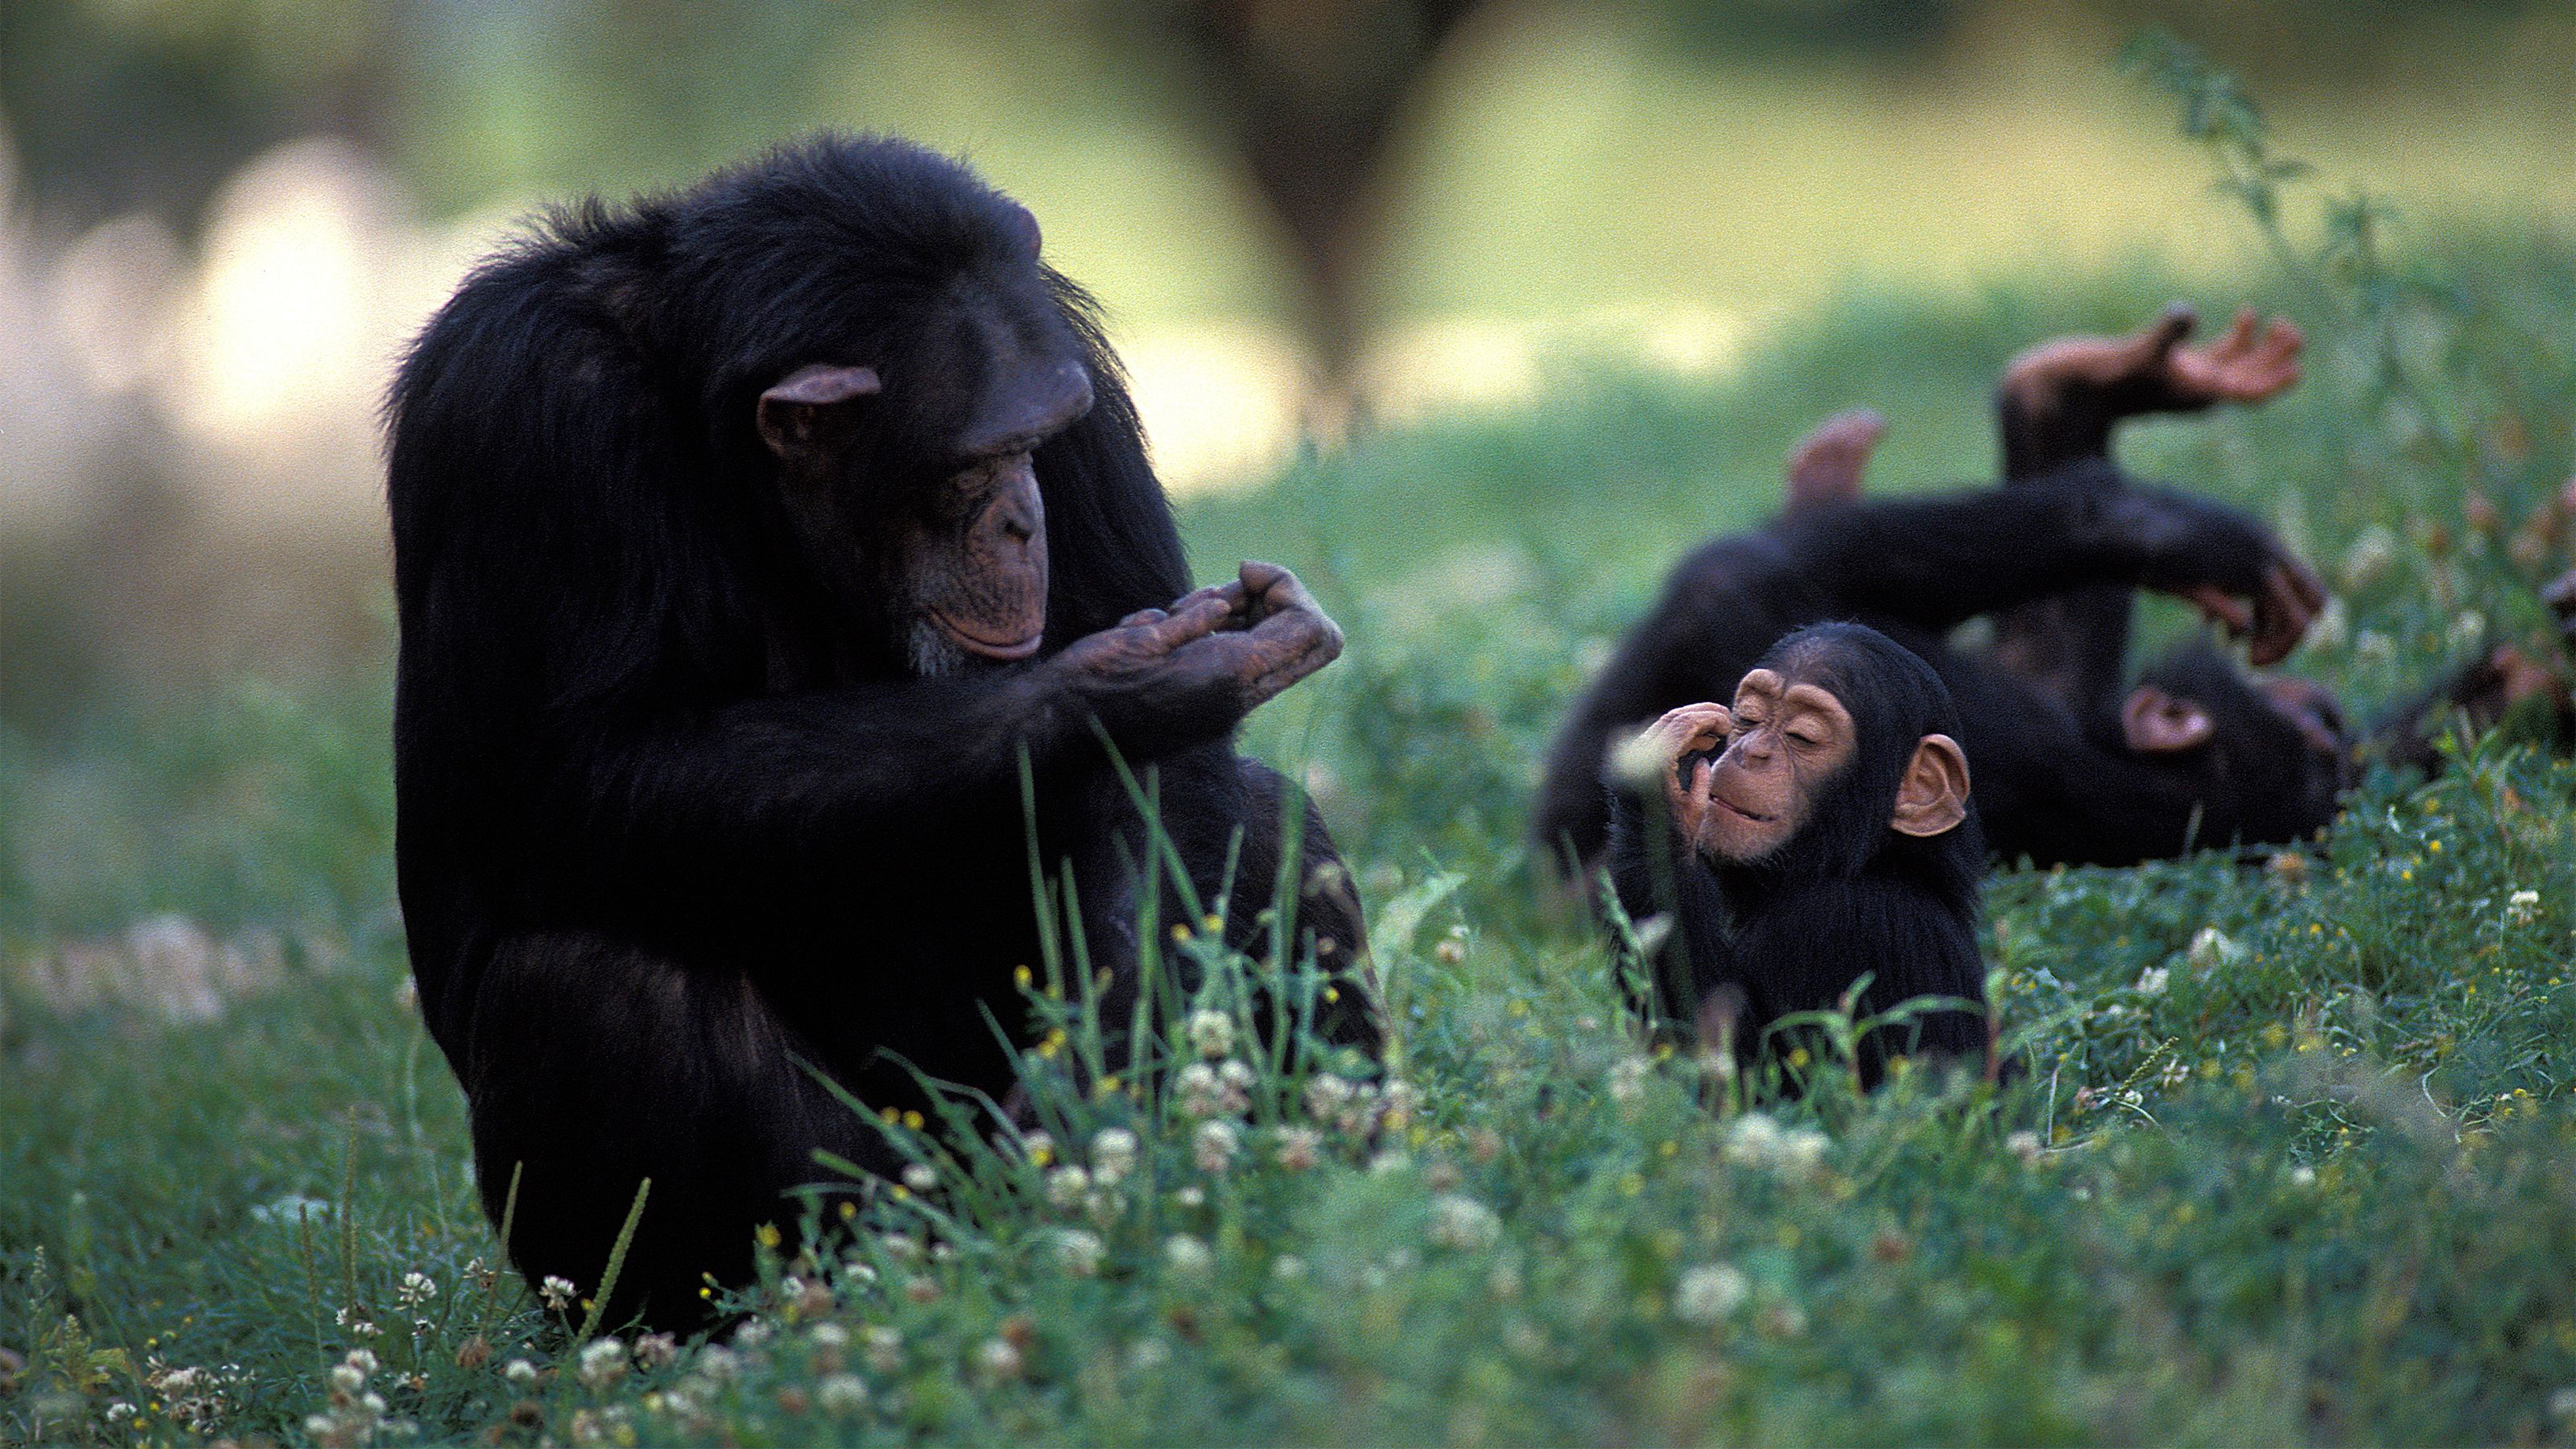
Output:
[
  {"xmin": 2121, "ymin": 641, "xmax": 2351, "ymax": 847},
  {"xmin": 1686, "ymin": 622, "xmax": 1980, "ymax": 890}
]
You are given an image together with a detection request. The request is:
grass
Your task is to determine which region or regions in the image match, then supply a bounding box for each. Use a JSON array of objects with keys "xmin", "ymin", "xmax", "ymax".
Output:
[{"xmin": 7, "ymin": 194, "xmax": 2576, "ymax": 1444}]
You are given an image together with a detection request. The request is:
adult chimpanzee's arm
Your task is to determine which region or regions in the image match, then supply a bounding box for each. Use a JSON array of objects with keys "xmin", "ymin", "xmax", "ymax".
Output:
[
  {"xmin": 1998, "ymin": 306, "xmax": 2306, "ymax": 479},
  {"xmin": 1776, "ymin": 473, "xmax": 2322, "ymax": 660},
  {"xmin": 558, "ymin": 574, "xmax": 1341, "ymax": 894}
]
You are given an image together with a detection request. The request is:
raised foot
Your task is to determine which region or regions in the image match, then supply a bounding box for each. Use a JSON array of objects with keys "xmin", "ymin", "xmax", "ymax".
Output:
[
  {"xmin": 1783, "ymin": 408, "xmax": 1887, "ymax": 513},
  {"xmin": 2004, "ymin": 303, "xmax": 2305, "ymax": 415}
]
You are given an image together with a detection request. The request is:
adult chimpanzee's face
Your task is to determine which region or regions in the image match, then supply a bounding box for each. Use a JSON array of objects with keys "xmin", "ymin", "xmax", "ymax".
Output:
[
  {"xmin": 752, "ymin": 204, "xmax": 1095, "ymax": 673},
  {"xmin": 1699, "ymin": 667, "xmax": 1858, "ymax": 862}
]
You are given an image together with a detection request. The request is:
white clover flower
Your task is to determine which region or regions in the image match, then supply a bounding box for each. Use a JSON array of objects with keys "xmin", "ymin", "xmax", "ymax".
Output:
[
  {"xmin": 1019, "ymin": 1130, "xmax": 1055, "ymax": 1166},
  {"xmin": 2339, "ymin": 526, "xmax": 2397, "ymax": 591},
  {"xmin": 106, "ymin": 1402, "xmax": 137, "ymax": 1424},
  {"xmin": 504, "ymin": 1358, "xmax": 538, "ymax": 1385},
  {"xmin": 1164, "ymin": 1233, "xmax": 1216, "ymax": 1279},
  {"xmin": 2289, "ymin": 1165, "xmax": 2318, "ymax": 1187},
  {"xmin": 877, "ymin": 1233, "xmax": 923, "ymax": 1264},
  {"xmin": 2185, "ymin": 927, "xmax": 2242, "ymax": 975},
  {"xmin": 862, "ymin": 1327, "xmax": 904, "ymax": 1373},
  {"xmin": 1127, "ymin": 1337, "xmax": 1172, "ymax": 1371},
  {"xmin": 1055, "ymin": 1228, "xmax": 1106, "ymax": 1277},
  {"xmin": 577, "ymin": 1336, "xmax": 629, "ymax": 1389},
  {"xmin": 901, "ymin": 1162, "xmax": 939, "ymax": 1193},
  {"xmin": 1046, "ymin": 1163, "xmax": 1092, "ymax": 1208},
  {"xmin": 1367, "ymin": 1148, "xmax": 1411, "ymax": 1174},
  {"xmin": 2507, "ymin": 889, "xmax": 2541, "ymax": 927},
  {"xmin": 1608, "ymin": 1055, "xmax": 1653, "ymax": 1105},
  {"xmin": 1722, "ymin": 1112, "xmax": 1783, "ymax": 1166},
  {"xmin": 2447, "ymin": 610, "xmax": 2487, "ymax": 651},
  {"xmin": 539, "ymin": 1274, "xmax": 578, "ymax": 1311},
  {"xmin": 344, "ymin": 1348, "xmax": 379, "ymax": 1377},
  {"xmin": 817, "ymin": 1373, "xmax": 869, "ymax": 1414},
  {"xmin": 1674, "ymin": 1263, "xmax": 1748, "ymax": 1325},
  {"xmin": 1303, "ymin": 1072, "xmax": 1354, "ymax": 1124},
  {"xmin": 732, "ymin": 1318, "xmax": 774, "ymax": 1348},
  {"xmin": 1194, "ymin": 1119, "xmax": 1241, "ymax": 1173},
  {"xmin": 1216, "ymin": 1058, "xmax": 1258, "ymax": 1108},
  {"xmin": 974, "ymin": 1336, "xmax": 1024, "ymax": 1382},
  {"xmin": 807, "ymin": 1323, "xmax": 848, "ymax": 1350},
  {"xmin": 2135, "ymin": 965, "xmax": 2170, "ymax": 997},
  {"xmin": 1174, "ymin": 1061, "xmax": 1227, "ymax": 1117},
  {"xmin": 1272, "ymin": 1253, "xmax": 1307, "ymax": 1281},
  {"xmin": 395, "ymin": 1271, "xmax": 438, "ymax": 1307},
  {"xmin": 696, "ymin": 1345, "xmax": 741, "ymax": 1380},
  {"xmin": 330, "ymin": 1362, "xmax": 367, "ymax": 1393},
  {"xmin": 1188, "ymin": 1008, "xmax": 1236, "ymax": 1060},
  {"xmin": 1427, "ymin": 1193, "xmax": 1501, "ymax": 1250},
  {"xmin": 2005, "ymin": 1129, "xmax": 2042, "ymax": 1163},
  {"xmin": 2548, "ymin": 1385, "xmax": 2576, "ymax": 1419},
  {"xmin": 1090, "ymin": 1127, "xmax": 1139, "ymax": 1182},
  {"xmin": 1778, "ymin": 1127, "xmax": 1829, "ymax": 1172},
  {"xmin": 1381, "ymin": 1079, "xmax": 1422, "ymax": 1128},
  {"xmin": 1174, "ymin": 1184, "xmax": 1206, "ymax": 1209},
  {"xmin": 1274, "ymin": 1125, "xmax": 1322, "ymax": 1172}
]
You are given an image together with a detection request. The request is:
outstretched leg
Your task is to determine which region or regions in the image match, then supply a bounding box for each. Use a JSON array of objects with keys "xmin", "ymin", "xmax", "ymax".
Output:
[
  {"xmin": 1783, "ymin": 408, "xmax": 1887, "ymax": 515},
  {"xmin": 1991, "ymin": 306, "xmax": 2305, "ymax": 724}
]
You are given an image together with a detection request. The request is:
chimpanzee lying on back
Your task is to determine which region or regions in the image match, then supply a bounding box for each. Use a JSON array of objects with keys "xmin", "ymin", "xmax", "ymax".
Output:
[
  {"xmin": 1537, "ymin": 304, "xmax": 2336, "ymax": 880},
  {"xmin": 1607, "ymin": 622, "xmax": 1988, "ymax": 1086}
]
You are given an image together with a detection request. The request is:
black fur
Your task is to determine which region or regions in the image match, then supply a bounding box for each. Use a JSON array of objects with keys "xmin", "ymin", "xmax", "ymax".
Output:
[
  {"xmin": 387, "ymin": 135, "xmax": 1373, "ymax": 1327},
  {"xmin": 1538, "ymin": 459, "xmax": 2324, "ymax": 874},
  {"xmin": 1608, "ymin": 623, "xmax": 1988, "ymax": 1084}
]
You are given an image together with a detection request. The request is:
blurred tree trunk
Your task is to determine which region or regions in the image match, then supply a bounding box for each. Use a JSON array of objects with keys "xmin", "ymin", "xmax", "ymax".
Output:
[{"xmin": 1117, "ymin": 0, "xmax": 1487, "ymax": 396}]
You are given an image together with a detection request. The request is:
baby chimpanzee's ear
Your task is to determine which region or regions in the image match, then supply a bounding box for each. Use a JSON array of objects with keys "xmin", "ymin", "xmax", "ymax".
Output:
[
  {"xmin": 2120, "ymin": 685, "xmax": 2215, "ymax": 754},
  {"xmin": 1890, "ymin": 733, "xmax": 1971, "ymax": 838}
]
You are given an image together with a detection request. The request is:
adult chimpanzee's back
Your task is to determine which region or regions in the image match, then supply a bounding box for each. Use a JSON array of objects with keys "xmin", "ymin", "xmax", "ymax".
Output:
[{"xmin": 387, "ymin": 136, "xmax": 1377, "ymax": 1327}]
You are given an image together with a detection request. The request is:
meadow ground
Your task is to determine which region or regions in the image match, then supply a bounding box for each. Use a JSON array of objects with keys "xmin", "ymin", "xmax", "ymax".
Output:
[{"xmin": 6, "ymin": 213, "xmax": 2576, "ymax": 1443}]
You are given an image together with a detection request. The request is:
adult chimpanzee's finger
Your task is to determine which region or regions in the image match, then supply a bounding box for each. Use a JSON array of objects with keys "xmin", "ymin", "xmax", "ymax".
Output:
[
  {"xmin": 1145, "ymin": 589, "xmax": 1237, "ymax": 650},
  {"xmin": 1117, "ymin": 608, "xmax": 1169, "ymax": 629},
  {"xmin": 1234, "ymin": 559, "xmax": 1320, "ymax": 625}
]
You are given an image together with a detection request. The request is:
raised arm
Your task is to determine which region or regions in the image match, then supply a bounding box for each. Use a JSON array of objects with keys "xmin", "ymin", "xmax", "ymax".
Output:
[{"xmin": 1777, "ymin": 470, "xmax": 2323, "ymax": 661}]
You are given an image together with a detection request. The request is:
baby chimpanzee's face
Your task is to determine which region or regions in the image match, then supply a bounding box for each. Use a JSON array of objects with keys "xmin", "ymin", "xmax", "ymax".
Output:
[{"xmin": 1698, "ymin": 667, "xmax": 1857, "ymax": 863}]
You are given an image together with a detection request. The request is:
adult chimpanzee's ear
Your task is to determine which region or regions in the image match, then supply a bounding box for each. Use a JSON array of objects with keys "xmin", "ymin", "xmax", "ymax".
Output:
[
  {"xmin": 757, "ymin": 364, "xmax": 881, "ymax": 462},
  {"xmin": 1890, "ymin": 733, "xmax": 1971, "ymax": 838},
  {"xmin": 2121, "ymin": 685, "xmax": 2215, "ymax": 754}
]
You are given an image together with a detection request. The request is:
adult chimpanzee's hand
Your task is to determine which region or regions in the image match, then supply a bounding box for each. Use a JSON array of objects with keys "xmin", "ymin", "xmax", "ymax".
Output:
[
  {"xmin": 2113, "ymin": 485, "xmax": 2327, "ymax": 667},
  {"xmin": 1050, "ymin": 561, "xmax": 1344, "ymax": 748}
]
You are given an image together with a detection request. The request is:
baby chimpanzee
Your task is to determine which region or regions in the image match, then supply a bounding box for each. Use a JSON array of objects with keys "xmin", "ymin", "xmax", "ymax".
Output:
[{"xmin": 1607, "ymin": 621, "xmax": 1989, "ymax": 1087}]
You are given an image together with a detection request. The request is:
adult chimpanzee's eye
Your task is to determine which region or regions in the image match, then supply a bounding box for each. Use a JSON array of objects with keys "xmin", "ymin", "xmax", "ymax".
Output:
[{"xmin": 1787, "ymin": 729, "xmax": 1823, "ymax": 748}]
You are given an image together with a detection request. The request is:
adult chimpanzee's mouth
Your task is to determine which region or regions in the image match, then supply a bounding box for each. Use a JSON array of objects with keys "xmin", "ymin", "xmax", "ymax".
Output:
[{"xmin": 929, "ymin": 609, "xmax": 1044, "ymax": 660}]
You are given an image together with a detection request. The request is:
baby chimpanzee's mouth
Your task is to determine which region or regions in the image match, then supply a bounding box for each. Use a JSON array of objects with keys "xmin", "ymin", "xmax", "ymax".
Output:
[{"xmin": 1713, "ymin": 795, "xmax": 1773, "ymax": 824}]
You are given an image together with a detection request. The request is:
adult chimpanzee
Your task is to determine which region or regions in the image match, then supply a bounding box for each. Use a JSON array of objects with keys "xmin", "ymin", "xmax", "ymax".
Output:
[
  {"xmin": 1607, "ymin": 623, "xmax": 1987, "ymax": 1085},
  {"xmin": 387, "ymin": 135, "xmax": 1378, "ymax": 1327},
  {"xmin": 1537, "ymin": 305, "xmax": 2341, "ymax": 880}
]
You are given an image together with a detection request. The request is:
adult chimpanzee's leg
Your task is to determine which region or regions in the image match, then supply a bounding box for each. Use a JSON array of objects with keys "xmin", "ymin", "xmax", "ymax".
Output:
[
  {"xmin": 1990, "ymin": 307, "xmax": 2306, "ymax": 722},
  {"xmin": 459, "ymin": 933, "xmax": 894, "ymax": 1327}
]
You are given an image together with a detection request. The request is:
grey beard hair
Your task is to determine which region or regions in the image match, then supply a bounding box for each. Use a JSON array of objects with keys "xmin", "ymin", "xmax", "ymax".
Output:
[{"xmin": 906, "ymin": 617, "xmax": 970, "ymax": 678}]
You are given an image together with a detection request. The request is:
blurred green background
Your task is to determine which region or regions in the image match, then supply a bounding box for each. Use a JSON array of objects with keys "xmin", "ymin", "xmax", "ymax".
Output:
[{"xmin": 2, "ymin": 0, "xmax": 2573, "ymax": 720}]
